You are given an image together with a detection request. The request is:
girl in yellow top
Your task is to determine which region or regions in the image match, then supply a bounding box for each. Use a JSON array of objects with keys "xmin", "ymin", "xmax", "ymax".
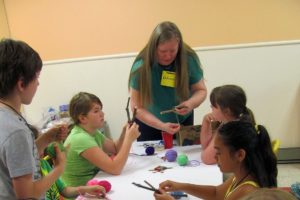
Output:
[{"xmin": 154, "ymin": 121, "xmax": 277, "ymax": 200}]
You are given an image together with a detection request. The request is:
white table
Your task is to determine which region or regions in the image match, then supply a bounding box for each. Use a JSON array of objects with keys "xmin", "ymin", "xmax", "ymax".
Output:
[{"xmin": 95, "ymin": 141, "xmax": 222, "ymax": 200}]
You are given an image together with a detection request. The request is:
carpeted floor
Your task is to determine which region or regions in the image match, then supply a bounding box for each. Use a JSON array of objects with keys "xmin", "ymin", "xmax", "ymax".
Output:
[{"xmin": 277, "ymin": 163, "xmax": 300, "ymax": 187}]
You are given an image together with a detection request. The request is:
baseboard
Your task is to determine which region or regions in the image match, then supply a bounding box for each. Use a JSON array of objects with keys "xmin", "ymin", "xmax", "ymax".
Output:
[{"xmin": 277, "ymin": 147, "xmax": 300, "ymax": 164}]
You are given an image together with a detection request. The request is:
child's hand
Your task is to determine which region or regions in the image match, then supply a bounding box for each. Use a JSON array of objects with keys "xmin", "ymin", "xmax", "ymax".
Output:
[
  {"xmin": 80, "ymin": 185, "xmax": 106, "ymax": 198},
  {"xmin": 159, "ymin": 180, "xmax": 179, "ymax": 192},
  {"xmin": 203, "ymin": 113, "xmax": 220, "ymax": 131},
  {"xmin": 203, "ymin": 113, "xmax": 215, "ymax": 124},
  {"xmin": 46, "ymin": 124, "xmax": 69, "ymax": 142},
  {"xmin": 125, "ymin": 122, "xmax": 140, "ymax": 142},
  {"xmin": 154, "ymin": 189, "xmax": 175, "ymax": 200},
  {"xmin": 53, "ymin": 143, "xmax": 66, "ymax": 172},
  {"xmin": 54, "ymin": 124, "xmax": 69, "ymax": 141}
]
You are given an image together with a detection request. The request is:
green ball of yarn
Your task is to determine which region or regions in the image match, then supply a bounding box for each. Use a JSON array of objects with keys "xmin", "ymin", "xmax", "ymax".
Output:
[
  {"xmin": 176, "ymin": 154, "xmax": 188, "ymax": 166},
  {"xmin": 47, "ymin": 142, "xmax": 65, "ymax": 158}
]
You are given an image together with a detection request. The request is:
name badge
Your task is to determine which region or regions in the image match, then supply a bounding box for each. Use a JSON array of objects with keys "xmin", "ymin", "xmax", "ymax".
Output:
[{"xmin": 161, "ymin": 71, "xmax": 175, "ymax": 87}]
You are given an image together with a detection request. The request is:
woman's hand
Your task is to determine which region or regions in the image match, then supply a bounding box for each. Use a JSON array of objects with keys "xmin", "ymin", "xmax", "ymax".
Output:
[
  {"xmin": 175, "ymin": 102, "xmax": 192, "ymax": 116},
  {"xmin": 162, "ymin": 123, "xmax": 180, "ymax": 134}
]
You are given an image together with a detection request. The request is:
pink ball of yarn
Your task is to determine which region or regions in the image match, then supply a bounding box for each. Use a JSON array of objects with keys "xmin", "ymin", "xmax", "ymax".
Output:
[
  {"xmin": 86, "ymin": 179, "xmax": 99, "ymax": 186},
  {"xmin": 165, "ymin": 149, "xmax": 177, "ymax": 162},
  {"xmin": 98, "ymin": 180, "xmax": 112, "ymax": 193}
]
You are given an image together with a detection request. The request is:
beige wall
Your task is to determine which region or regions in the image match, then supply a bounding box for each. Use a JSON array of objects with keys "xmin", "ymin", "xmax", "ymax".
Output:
[
  {"xmin": 0, "ymin": 0, "xmax": 10, "ymax": 38},
  {"xmin": 4, "ymin": 0, "xmax": 300, "ymax": 61}
]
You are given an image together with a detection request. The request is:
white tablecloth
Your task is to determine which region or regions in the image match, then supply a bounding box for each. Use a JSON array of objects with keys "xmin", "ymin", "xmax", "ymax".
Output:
[{"xmin": 95, "ymin": 141, "xmax": 222, "ymax": 200}]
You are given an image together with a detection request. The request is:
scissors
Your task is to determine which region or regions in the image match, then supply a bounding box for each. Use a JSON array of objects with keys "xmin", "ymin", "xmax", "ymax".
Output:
[
  {"xmin": 126, "ymin": 97, "xmax": 137, "ymax": 125},
  {"xmin": 132, "ymin": 180, "xmax": 160, "ymax": 193},
  {"xmin": 132, "ymin": 180, "xmax": 188, "ymax": 198}
]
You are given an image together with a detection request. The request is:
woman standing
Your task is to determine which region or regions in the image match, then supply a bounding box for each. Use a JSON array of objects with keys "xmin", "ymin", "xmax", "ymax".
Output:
[{"xmin": 128, "ymin": 21, "xmax": 207, "ymax": 141}]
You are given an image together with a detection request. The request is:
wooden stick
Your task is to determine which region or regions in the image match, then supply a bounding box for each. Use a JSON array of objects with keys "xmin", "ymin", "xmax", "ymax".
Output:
[{"xmin": 160, "ymin": 109, "xmax": 176, "ymax": 115}]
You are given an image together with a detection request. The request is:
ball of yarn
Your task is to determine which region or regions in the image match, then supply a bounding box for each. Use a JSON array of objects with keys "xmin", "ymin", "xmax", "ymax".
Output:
[
  {"xmin": 46, "ymin": 142, "xmax": 65, "ymax": 158},
  {"xmin": 86, "ymin": 179, "xmax": 99, "ymax": 186},
  {"xmin": 145, "ymin": 146, "xmax": 155, "ymax": 155},
  {"xmin": 176, "ymin": 154, "xmax": 188, "ymax": 166},
  {"xmin": 86, "ymin": 179, "xmax": 112, "ymax": 193},
  {"xmin": 98, "ymin": 180, "xmax": 112, "ymax": 193},
  {"xmin": 165, "ymin": 149, "xmax": 177, "ymax": 162}
]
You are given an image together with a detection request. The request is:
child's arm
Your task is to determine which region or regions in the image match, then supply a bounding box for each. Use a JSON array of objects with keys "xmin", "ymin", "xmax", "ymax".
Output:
[
  {"xmin": 12, "ymin": 144, "xmax": 65, "ymax": 199},
  {"xmin": 102, "ymin": 124, "xmax": 127, "ymax": 155},
  {"xmin": 81, "ymin": 123, "xmax": 140, "ymax": 175},
  {"xmin": 200, "ymin": 113, "xmax": 215, "ymax": 149},
  {"xmin": 201, "ymin": 134, "xmax": 217, "ymax": 165},
  {"xmin": 61, "ymin": 185, "xmax": 105, "ymax": 198},
  {"xmin": 158, "ymin": 177, "xmax": 233, "ymax": 200},
  {"xmin": 114, "ymin": 124, "xmax": 127, "ymax": 152},
  {"xmin": 200, "ymin": 113, "xmax": 221, "ymax": 165}
]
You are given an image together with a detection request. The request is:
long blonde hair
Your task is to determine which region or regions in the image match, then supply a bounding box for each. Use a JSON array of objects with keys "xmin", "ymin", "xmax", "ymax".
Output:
[{"xmin": 128, "ymin": 21, "xmax": 200, "ymax": 107}]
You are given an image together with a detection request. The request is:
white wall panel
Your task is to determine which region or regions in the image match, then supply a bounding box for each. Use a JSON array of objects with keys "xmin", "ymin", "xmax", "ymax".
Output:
[{"xmin": 24, "ymin": 41, "xmax": 300, "ymax": 147}]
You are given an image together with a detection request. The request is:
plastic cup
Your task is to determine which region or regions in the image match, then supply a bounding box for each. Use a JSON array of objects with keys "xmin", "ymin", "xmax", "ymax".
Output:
[{"xmin": 162, "ymin": 131, "xmax": 173, "ymax": 149}]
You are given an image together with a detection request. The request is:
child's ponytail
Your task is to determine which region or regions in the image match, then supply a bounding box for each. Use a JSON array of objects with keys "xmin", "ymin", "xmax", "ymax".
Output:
[{"xmin": 255, "ymin": 125, "xmax": 277, "ymax": 187}]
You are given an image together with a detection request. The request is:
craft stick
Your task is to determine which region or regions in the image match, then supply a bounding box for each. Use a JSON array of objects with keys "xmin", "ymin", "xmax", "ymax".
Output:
[
  {"xmin": 126, "ymin": 97, "xmax": 131, "ymax": 122},
  {"xmin": 160, "ymin": 105, "xmax": 189, "ymax": 115},
  {"xmin": 132, "ymin": 107, "xmax": 137, "ymax": 122},
  {"xmin": 160, "ymin": 109, "xmax": 176, "ymax": 115},
  {"xmin": 175, "ymin": 105, "xmax": 188, "ymax": 109}
]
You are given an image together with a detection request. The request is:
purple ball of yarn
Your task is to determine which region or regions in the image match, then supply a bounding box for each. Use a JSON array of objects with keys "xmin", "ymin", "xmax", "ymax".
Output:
[
  {"xmin": 165, "ymin": 149, "xmax": 178, "ymax": 162},
  {"xmin": 145, "ymin": 146, "xmax": 155, "ymax": 155}
]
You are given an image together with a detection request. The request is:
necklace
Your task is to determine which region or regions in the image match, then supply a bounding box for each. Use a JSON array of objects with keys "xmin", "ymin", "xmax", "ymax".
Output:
[
  {"xmin": 0, "ymin": 100, "xmax": 27, "ymax": 123},
  {"xmin": 232, "ymin": 172, "xmax": 249, "ymax": 190},
  {"xmin": 0, "ymin": 100, "xmax": 36, "ymax": 137},
  {"xmin": 224, "ymin": 172, "xmax": 250, "ymax": 199}
]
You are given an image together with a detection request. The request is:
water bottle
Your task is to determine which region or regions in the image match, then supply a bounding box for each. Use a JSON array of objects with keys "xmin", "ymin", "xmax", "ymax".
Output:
[
  {"xmin": 48, "ymin": 107, "xmax": 58, "ymax": 121},
  {"xmin": 59, "ymin": 104, "xmax": 69, "ymax": 118}
]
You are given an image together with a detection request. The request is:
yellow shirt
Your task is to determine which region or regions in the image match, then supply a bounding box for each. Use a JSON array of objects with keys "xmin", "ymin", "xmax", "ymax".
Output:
[{"xmin": 224, "ymin": 177, "xmax": 259, "ymax": 199}]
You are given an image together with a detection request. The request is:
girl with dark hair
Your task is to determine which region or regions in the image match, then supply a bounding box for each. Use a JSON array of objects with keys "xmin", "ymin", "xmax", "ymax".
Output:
[
  {"xmin": 154, "ymin": 121, "xmax": 277, "ymax": 200},
  {"xmin": 201, "ymin": 85, "xmax": 255, "ymax": 164}
]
